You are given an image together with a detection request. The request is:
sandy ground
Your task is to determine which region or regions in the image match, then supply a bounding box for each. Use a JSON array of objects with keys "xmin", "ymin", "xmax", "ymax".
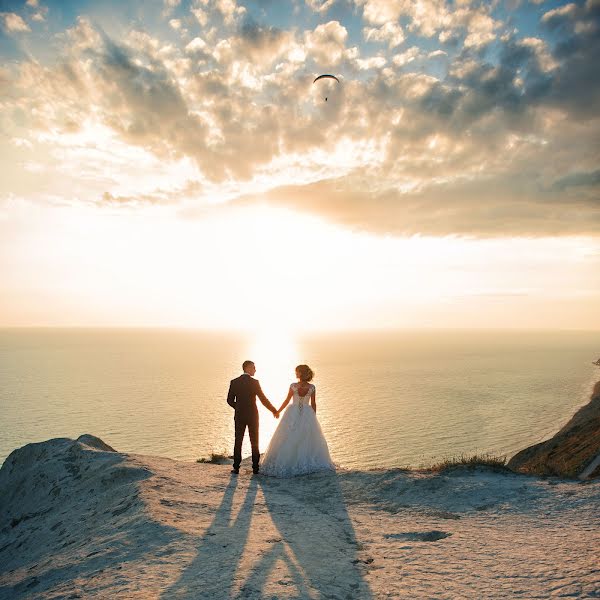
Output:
[{"xmin": 0, "ymin": 437, "xmax": 599, "ymax": 599}]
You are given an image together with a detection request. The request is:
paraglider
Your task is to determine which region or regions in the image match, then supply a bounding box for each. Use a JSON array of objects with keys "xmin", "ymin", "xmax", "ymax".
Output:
[{"xmin": 313, "ymin": 74, "xmax": 340, "ymax": 101}]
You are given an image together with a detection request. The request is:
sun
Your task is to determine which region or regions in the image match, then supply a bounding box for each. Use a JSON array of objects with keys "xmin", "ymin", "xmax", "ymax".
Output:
[{"xmin": 244, "ymin": 329, "xmax": 301, "ymax": 444}]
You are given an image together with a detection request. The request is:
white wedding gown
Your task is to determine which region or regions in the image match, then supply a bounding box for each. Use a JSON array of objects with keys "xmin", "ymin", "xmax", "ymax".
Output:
[{"xmin": 260, "ymin": 383, "xmax": 336, "ymax": 477}]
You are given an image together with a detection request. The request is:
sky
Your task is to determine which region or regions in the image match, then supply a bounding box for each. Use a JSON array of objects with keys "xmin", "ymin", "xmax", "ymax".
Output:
[{"xmin": 0, "ymin": 0, "xmax": 599, "ymax": 332}]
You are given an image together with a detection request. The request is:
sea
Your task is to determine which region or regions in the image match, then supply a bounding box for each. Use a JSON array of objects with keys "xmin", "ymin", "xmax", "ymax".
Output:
[{"xmin": 0, "ymin": 328, "xmax": 598, "ymax": 468}]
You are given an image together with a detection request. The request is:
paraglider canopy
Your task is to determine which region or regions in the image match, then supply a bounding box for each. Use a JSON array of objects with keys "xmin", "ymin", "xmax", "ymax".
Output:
[
  {"xmin": 313, "ymin": 74, "xmax": 340, "ymax": 84},
  {"xmin": 313, "ymin": 74, "xmax": 340, "ymax": 101}
]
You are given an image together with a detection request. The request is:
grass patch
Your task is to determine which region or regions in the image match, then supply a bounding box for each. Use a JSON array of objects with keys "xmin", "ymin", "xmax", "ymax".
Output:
[
  {"xmin": 196, "ymin": 451, "xmax": 232, "ymax": 464},
  {"xmin": 515, "ymin": 454, "xmax": 581, "ymax": 478},
  {"xmin": 423, "ymin": 453, "xmax": 510, "ymax": 474}
]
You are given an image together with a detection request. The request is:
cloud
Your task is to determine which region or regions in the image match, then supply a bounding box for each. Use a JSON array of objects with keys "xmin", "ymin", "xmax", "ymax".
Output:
[
  {"xmin": 304, "ymin": 21, "xmax": 348, "ymax": 65},
  {"xmin": 231, "ymin": 173, "xmax": 600, "ymax": 237},
  {"xmin": 357, "ymin": 0, "xmax": 404, "ymax": 26},
  {"xmin": 87, "ymin": 33, "xmax": 221, "ymax": 173},
  {"xmin": 191, "ymin": 6, "xmax": 209, "ymax": 27},
  {"xmin": 1, "ymin": 1, "xmax": 599, "ymax": 237},
  {"xmin": 163, "ymin": 0, "xmax": 181, "ymax": 15},
  {"xmin": 392, "ymin": 46, "xmax": 422, "ymax": 67},
  {"xmin": 355, "ymin": 54, "xmax": 387, "ymax": 70},
  {"xmin": 305, "ymin": 0, "xmax": 338, "ymax": 13},
  {"xmin": 363, "ymin": 22, "xmax": 405, "ymax": 48},
  {"xmin": 100, "ymin": 179, "xmax": 202, "ymax": 206},
  {"xmin": 236, "ymin": 18, "xmax": 295, "ymax": 65},
  {"xmin": 552, "ymin": 169, "xmax": 600, "ymax": 191},
  {"xmin": 463, "ymin": 13, "xmax": 498, "ymax": 48},
  {"xmin": 185, "ymin": 36, "xmax": 207, "ymax": 53},
  {"xmin": 202, "ymin": 0, "xmax": 246, "ymax": 27},
  {"xmin": 24, "ymin": 0, "xmax": 48, "ymax": 22},
  {"xmin": 1, "ymin": 12, "xmax": 31, "ymax": 33},
  {"xmin": 542, "ymin": 3, "xmax": 577, "ymax": 25},
  {"xmin": 508, "ymin": 1, "xmax": 600, "ymax": 121},
  {"xmin": 356, "ymin": 0, "xmax": 501, "ymax": 43}
]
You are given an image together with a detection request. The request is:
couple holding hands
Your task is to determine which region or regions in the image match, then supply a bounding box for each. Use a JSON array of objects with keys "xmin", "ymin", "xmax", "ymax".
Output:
[{"xmin": 227, "ymin": 360, "xmax": 335, "ymax": 477}]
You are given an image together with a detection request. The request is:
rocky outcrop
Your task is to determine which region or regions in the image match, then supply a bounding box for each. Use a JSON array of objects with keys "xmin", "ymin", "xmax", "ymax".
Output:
[
  {"xmin": 508, "ymin": 381, "xmax": 600, "ymax": 479},
  {"xmin": 0, "ymin": 435, "xmax": 159, "ymax": 598}
]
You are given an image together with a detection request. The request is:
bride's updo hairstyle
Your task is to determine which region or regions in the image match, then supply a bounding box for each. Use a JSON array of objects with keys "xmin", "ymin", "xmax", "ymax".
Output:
[{"xmin": 295, "ymin": 364, "xmax": 314, "ymax": 382}]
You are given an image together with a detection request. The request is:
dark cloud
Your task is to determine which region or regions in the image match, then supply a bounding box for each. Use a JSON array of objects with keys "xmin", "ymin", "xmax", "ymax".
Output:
[
  {"xmin": 396, "ymin": 3, "xmax": 597, "ymax": 133},
  {"xmin": 239, "ymin": 18, "xmax": 283, "ymax": 49},
  {"xmin": 552, "ymin": 169, "xmax": 600, "ymax": 191},
  {"xmin": 541, "ymin": 1, "xmax": 600, "ymax": 118},
  {"xmin": 231, "ymin": 172, "xmax": 600, "ymax": 237},
  {"xmin": 442, "ymin": 42, "xmax": 549, "ymax": 126},
  {"xmin": 90, "ymin": 33, "xmax": 206, "ymax": 152},
  {"xmin": 193, "ymin": 70, "xmax": 229, "ymax": 97},
  {"xmin": 418, "ymin": 82, "xmax": 463, "ymax": 118}
]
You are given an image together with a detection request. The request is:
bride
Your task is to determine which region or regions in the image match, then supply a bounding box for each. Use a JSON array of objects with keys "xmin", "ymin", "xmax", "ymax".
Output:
[{"xmin": 260, "ymin": 364, "xmax": 336, "ymax": 477}]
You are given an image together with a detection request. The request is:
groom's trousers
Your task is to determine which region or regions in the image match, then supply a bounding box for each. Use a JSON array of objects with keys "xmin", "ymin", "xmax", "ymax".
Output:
[{"xmin": 233, "ymin": 412, "xmax": 260, "ymax": 470}]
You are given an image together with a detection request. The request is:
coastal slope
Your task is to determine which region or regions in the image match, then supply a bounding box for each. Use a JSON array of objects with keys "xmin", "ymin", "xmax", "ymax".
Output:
[
  {"xmin": 508, "ymin": 380, "xmax": 600, "ymax": 479},
  {"xmin": 1, "ymin": 434, "xmax": 599, "ymax": 599}
]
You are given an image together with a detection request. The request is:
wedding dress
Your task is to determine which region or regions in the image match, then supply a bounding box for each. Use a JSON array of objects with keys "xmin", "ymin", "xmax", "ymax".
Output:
[{"xmin": 260, "ymin": 383, "xmax": 336, "ymax": 477}]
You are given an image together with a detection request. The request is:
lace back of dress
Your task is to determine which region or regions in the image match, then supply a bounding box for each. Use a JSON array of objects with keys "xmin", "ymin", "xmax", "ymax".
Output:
[{"xmin": 293, "ymin": 383, "xmax": 312, "ymax": 411}]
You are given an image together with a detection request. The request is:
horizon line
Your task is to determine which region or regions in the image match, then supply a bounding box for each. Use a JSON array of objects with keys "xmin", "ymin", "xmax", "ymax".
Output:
[{"xmin": 0, "ymin": 325, "xmax": 598, "ymax": 333}]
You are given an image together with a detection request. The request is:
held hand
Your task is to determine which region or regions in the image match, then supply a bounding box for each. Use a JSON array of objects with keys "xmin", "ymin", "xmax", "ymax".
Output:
[{"xmin": 274, "ymin": 409, "xmax": 280, "ymax": 419}]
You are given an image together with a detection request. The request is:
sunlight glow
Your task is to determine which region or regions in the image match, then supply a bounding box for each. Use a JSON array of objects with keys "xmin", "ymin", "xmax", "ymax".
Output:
[
  {"xmin": 1, "ymin": 199, "xmax": 599, "ymax": 331},
  {"xmin": 245, "ymin": 331, "xmax": 301, "ymax": 446}
]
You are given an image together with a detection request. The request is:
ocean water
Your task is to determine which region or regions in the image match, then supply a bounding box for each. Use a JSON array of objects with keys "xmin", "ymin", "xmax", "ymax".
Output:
[{"xmin": 0, "ymin": 328, "xmax": 598, "ymax": 468}]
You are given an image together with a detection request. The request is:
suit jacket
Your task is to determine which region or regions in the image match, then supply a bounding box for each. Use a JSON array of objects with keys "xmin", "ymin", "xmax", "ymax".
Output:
[{"xmin": 227, "ymin": 374, "xmax": 276, "ymax": 418}]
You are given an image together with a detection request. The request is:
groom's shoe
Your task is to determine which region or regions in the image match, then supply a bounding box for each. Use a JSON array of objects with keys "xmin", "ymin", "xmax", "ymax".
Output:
[
  {"xmin": 231, "ymin": 467, "xmax": 239, "ymax": 474},
  {"xmin": 252, "ymin": 467, "xmax": 259, "ymax": 475}
]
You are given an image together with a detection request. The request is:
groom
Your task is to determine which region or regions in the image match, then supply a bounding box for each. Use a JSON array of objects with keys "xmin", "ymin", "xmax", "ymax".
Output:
[{"xmin": 227, "ymin": 360, "xmax": 279, "ymax": 475}]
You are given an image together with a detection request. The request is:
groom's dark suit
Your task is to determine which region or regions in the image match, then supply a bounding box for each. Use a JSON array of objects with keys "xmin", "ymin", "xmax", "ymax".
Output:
[{"xmin": 227, "ymin": 373, "xmax": 277, "ymax": 471}]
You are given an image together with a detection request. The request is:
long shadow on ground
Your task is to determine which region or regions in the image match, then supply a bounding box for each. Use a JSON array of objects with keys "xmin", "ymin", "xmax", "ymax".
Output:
[{"xmin": 160, "ymin": 474, "xmax": 258, "ymax": 599}]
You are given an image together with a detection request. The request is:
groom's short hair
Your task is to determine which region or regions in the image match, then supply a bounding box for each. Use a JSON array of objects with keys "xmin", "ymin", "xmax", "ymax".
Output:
[{"xmin": 242, "ymin": 360, "xmax": 254, "ymax": 371}]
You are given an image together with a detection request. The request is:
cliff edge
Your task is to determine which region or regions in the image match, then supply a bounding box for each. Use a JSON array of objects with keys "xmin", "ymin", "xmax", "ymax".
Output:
[
  {"xmin": 508, "ymin": 380, "xmax": 600, "ymax": 479},
  {"xmin": 1, "ymin": 433, "xmax": 599, "ymax": 598}
]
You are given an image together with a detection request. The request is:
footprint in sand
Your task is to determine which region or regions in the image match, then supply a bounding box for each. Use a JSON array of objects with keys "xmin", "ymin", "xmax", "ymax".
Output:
[{"xmin": 385, "ymin": 530, "xmax": 452, "ymax": 542}]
